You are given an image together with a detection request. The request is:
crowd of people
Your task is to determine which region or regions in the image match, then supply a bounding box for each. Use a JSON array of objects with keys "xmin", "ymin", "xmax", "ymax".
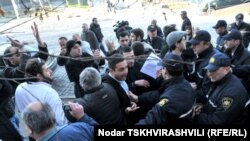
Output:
[{"xmin": 1, "ymin": 11, "xmax": 250, "ymax": 141}]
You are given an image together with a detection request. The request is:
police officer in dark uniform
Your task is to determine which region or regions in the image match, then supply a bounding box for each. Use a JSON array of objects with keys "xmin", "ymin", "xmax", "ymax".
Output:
[
  {"xmin": 223, "ymin": 29, "xmax": 250, "ymax": 94},
  {"xmin": 229, "ymin": 13, "xmax": 250, "ymax": 48},
  {"xmin": 213, "ymin": 20, "xmax": 228, "ymax": 52},
  {"xmin": 131, "ymin": 53, "xmax": 196, "ymax": 125},
  {"xmin": 188, "ymin": 30, "xmax": 219, "ymax": 103},
  {"xmin": 193, "ymin": 53, "xmax": 249, "ymax": 124}
]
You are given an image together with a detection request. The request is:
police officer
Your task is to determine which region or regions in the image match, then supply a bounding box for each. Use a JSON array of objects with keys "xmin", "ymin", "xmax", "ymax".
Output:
[
  {"xmin": 229, "ymin": 13, "xmax": 250, "ymax": 48},
  {"xmin": 188, "ymin": 30, "xmax": 219, "ymax": 103},
  {"xmin": 130, "ymin": 53, "xmax": 196, "ymax": 125},
  {"xmin": 213, "ymin": 20, "xmax": 228, "ymax": 52},
  {"xmin": 193, "ymin": 53, "xmax": 249, "ymax": 124},
  {"xmin": 223, "ymin": 29, "xmax": 250, "ymax": 94}
]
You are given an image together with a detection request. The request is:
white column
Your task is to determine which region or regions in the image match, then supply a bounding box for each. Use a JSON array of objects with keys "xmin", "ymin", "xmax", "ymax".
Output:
[
  {"xmin": 11, "ymin": 0, "xmax": 19, "ymax": 19},
  {"xmin": 38, "ymin": 0, "xmax": 44, "ymax": 8},
  {"xmin": 208, "ymin": 2, "xmax": 211, "ymax": 15},
  {"xmin": 78, "ymin": 0, "xmax": 81, "ymax": 6},
  {"xmin": 47, "ymin": 0, "xmax": 53, "ymax": 9},
  {"xmin": 65, "ymin": 0, "xmax": 69, "ymax": 6}
]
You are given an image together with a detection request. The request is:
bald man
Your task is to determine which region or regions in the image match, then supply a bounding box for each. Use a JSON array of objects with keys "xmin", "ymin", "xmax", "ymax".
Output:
[{"xmin": 22, "ymin": 101, "xmax": 97, "ymax": 141}]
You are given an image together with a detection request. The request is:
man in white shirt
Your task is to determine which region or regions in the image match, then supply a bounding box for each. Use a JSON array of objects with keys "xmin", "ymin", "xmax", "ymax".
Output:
[{"xmin": 15, "ymin": 58, "xmax": 67, "ymax": 126}]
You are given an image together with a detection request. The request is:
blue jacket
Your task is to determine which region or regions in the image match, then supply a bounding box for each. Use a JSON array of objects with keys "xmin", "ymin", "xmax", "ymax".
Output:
[{"xmin": 40, "ymin": 114, "xmax": 97, "ymax": 141}]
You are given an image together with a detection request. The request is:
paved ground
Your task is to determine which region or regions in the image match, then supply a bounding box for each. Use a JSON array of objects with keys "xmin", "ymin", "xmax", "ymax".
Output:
[
  {"xmin": 51, "ymin": 66, "xmax": 74, "ymax": 98},
  {"xmin": 1, "ymin": 3, "xmax": 250, "ymax": 99}
]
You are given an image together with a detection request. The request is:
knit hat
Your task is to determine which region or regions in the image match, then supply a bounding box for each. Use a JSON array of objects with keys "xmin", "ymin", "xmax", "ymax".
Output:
[{"xmin": 166, "ymin": 31, "xmax": 186, "ymax": 47}]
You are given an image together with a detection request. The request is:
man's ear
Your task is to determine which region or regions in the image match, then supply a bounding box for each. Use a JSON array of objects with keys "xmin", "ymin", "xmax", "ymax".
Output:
[
  {"xmin": 175, "ymin": 42, "xmax": 179, "ymax": 48},
  {"xmin": 25, "ymin": 125, "xmax": 33, "ymax": 135},
  {"xmin": 37, "ymin": 74, "xmax": 43, "ymax": 80},
  {"xmin": 136, "ymin": 36, "xmax": 141, "ymax": 41},
  {"xmin": 9, "ymin": 57, "xmax": 14, "ymax": 65},
  {"xmin": 109, "ymin": 68, "xmax": 113, "ymax": 73},
  {"xmin": 161, "ymin": 67, "xmax": 167, "ymax": 78}
]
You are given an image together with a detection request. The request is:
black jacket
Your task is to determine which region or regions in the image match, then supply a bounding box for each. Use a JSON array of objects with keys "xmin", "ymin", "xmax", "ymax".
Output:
[
  {"xmin": 102, "ymin": 75, "xmax": 131, "ymax": 110},
  {"xmin": 195, "ymin": 73, "xmax": 249, "ymax": 125},
  {"xmin": 0, "ymin": 75, "xmax": 14, "ymax": 118},
  {"xmin": 225, "ymin": 44, "xmax": 250, "ymax": 94},
  {"xmin": 0, "ymin": 112, "xmax": 23, "ymax": 141},
  {"xmin": 225, "ymin": 44, "xmax": 250, "ymax": 65},
  {"xmin": 181, "ymin": 17, "xmax": 192, "ymax": 31},
  {"xmin": 126, "ymin": 61, "xmax": 158, "ymax": 95},
  {"xmin": 189, "ymin": 46, "xmax": 219, "ymax": 102},
  {"xmin": 0, "ymin": 75, "xmax": 22, "ymax": 141},
  {"xmin": 3, "ymin": 45, "xmax": 48, "ymax": 91},
  {"xmin": 57, "ymin": 52, "xmax": 67, "ymax": 66},
  {"xmin": 230, "ymin": 22, "xmax": 250, "ymax": 48},
  {"xmin": 77, "ymin": 83, "xmax": 126, "ymax": 125},
  {"xmin": 65, "ymin": 52, "xmax": 103, "ymax": 98},
  {"xmin": 102, "ymin": 74, "xmax": 132, "ymax": 124},
  {"xmin": 137, "ymin": 76, "xmax": 195, "ymax": 125},
  {"xmin": 146, "ymin": 36, "xmax": 166, "ymax": 53},
  {"xmin": 90, "ymin": 23, "xmax": 104, "ymax": 42},
  {"xmin": 160, "ymin": 43, "xmax": 169, "ymax": 59}
]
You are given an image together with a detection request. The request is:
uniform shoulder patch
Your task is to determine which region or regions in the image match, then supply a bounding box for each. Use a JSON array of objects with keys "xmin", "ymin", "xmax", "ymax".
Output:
[
  {"xmin": 158, "ymin": 98, "xmax": 169, "ymax": 107},
  {"xmin": 222, "ymin": 97, "xmax": 233, "ymax": 110},
  {"xmin": 209, "ymin": 57, "xmax": 215, "ymax": 64}
]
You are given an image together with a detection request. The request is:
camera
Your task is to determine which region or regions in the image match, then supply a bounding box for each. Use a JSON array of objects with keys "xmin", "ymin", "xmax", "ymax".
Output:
[
  {"xmin": 113, "ymin": 20, "xmax": 132, "ymax": 38},
  {"xmin": 63, "ymin": 104, "xmax": 71, "ymax": 111}
]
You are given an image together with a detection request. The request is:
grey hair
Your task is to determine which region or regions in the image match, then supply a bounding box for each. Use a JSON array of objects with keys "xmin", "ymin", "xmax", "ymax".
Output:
[
  {"xmin": 79, "ymin": 67, "xmax": 101, "ymax": 91},
  {"xmin": 22, "ymin": 102, "xmax": 56, "ymax": 134}
]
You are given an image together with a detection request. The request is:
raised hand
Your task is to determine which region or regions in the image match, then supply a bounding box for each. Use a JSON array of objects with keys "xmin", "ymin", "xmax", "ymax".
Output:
[
  {"xmin": 105, "ymin": 39, "xmax": 115, "ymax": 53},
  {"xmin": 31, "ymin": 22, "xmax": 45, "ymax": 47},
  {"xmin": 7, "ymin": 35, "xmax": 24, "ymax": 48}
]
